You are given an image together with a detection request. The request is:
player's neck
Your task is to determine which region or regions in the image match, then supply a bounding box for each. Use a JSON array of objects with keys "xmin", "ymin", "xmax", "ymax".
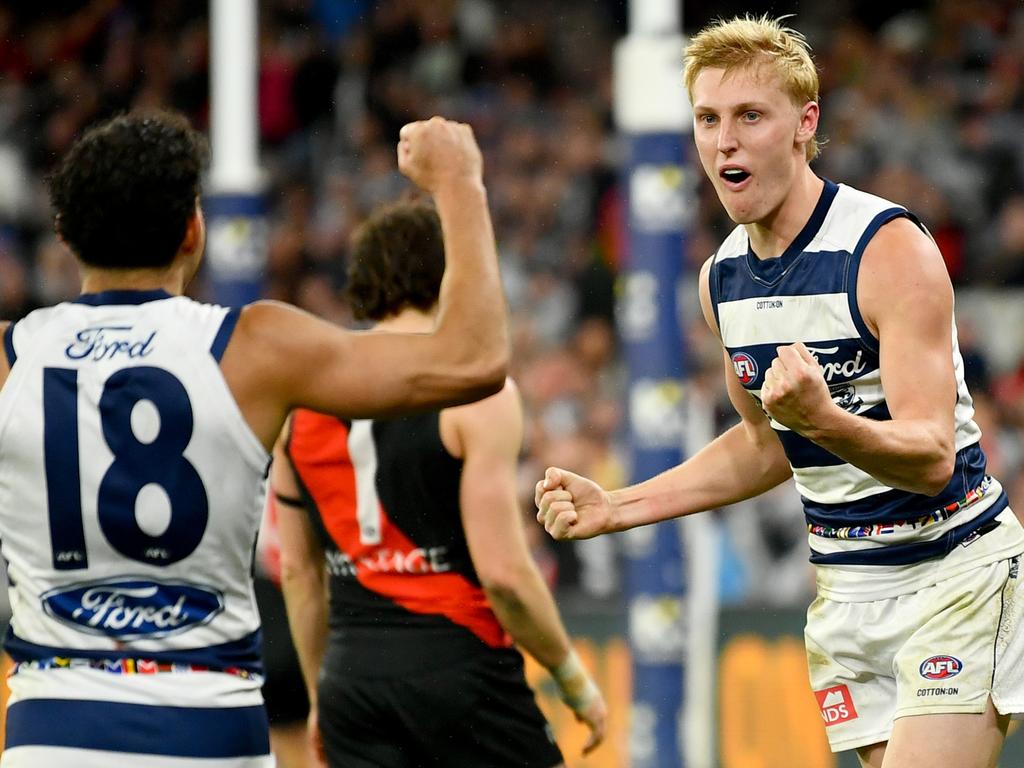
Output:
[
  {"xmin": 744, "ymin": 169, "xmax": 824, "ymax": 260},
  {"xmin": 373, "ymin": 306, "xmax": 437, "ymax": 333},
  {"xmin": 79, "ymin": 264, "xmax": 189, "ymax": 297}
]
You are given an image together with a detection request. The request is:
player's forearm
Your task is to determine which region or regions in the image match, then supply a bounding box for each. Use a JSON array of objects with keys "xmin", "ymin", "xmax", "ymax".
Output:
[
  {"xmin": 801, "ymin": 408, "xmax": 954, "ymax": 496},
  {"xmin": 484, "ymin": 562, "xmax": 602, "ymax": 722},
  {"xmin": 431, "ymin": 180, "xmax": 508, "ymax": 392},
  {"xmin": 280, "ymin": 567, "xmax": 329, "ymax": 706},
  {"xmin": 483, "ymin": 563, "xmax": 573, "ymax": 671},
  {"xmin": 609, "ymin": 422, "xmax": 792, "ymax": 531}
]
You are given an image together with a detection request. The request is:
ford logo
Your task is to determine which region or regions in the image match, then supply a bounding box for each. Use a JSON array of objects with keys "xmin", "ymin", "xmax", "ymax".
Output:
[{"xmin": 42, "ymin": 578, "xmax": 224, "ymax": 640}]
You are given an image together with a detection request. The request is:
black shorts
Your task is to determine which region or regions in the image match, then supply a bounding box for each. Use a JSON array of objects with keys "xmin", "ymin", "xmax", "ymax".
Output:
[
  {"xmin": 254, "ymin": 574, "xmax": 310, "ymax": 726},
  {"xmin": 317, "ymin": 646, "xmax": 563, "ymax": 768}
]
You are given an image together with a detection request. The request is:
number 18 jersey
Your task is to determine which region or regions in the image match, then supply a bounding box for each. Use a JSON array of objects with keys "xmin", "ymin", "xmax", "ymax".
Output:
[{"xmin": 0, "ymin": 289, "xmax": 271, "ymax": 766}]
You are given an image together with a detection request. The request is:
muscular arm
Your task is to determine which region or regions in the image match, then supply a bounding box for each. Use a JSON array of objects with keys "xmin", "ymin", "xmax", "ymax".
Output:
[
  {"xmin": 454, "ymin": 380, "xmax": 605, "ymax": 750},
  {"xmin": 222, "ymin": 120, "xmax": 509, "ymax": 450},
  {"xmin": 762, "ymin": 218, "xmax": 956, "ymax": 496},
  {"xmin": 272, "ymin": 432, "xmax": 328, "ymax": 708},
  {"xmin": 604, "ymin": 258, "xmax": 792, "ymax": 531},
  {"xmin": 454, "ymin": 381, "xmax": 574, "ymax": 669}
]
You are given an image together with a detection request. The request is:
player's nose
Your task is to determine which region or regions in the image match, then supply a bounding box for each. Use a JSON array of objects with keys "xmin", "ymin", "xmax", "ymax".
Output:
[{"xmin": 717, "ymin": 123, "xmax": 738, "ymax": 152}]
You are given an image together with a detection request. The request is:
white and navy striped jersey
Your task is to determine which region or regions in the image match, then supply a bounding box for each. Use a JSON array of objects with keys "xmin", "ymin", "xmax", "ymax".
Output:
[
  {"xmin": 710, "ymin": 180, "xmax": 1023, "ymax": 599},
  {"xmin": 0, "ymin": 290, "xmax": 272, "ymax": 766}
]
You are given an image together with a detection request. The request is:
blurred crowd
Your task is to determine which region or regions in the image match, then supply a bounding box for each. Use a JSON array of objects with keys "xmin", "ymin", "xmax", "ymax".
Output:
[{"xmin": 0, "ymin": 0, "xmax": 1021, "ymax": 608}]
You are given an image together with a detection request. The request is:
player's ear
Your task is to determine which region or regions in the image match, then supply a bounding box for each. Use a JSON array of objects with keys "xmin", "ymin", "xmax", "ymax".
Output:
[
  {"xmin": 179, "ymin": 203, "xmax": 205, "ymax": 257},
  {"xmin": 53, "ymin": 214, "xmax": 67, "ymax": 243},
  {"xmin": 796, "ymin": 101, "xmax": 819, "ymax": 150}
]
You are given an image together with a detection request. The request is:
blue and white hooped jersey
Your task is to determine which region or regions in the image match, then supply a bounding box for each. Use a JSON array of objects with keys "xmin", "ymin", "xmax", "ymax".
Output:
[
  {"xmin": 0, "ymin": 290, "xmax": 272, "ymax": 766},
  {"xmin": 710, "ymin": 180, "xmax": 1022, "ymax": 595}
]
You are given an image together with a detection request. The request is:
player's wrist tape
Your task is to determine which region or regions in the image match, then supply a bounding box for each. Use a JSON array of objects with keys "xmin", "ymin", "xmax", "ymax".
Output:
[{"xmin": 551, "ymin": 649, "xmax": 600, "ymax": 712}]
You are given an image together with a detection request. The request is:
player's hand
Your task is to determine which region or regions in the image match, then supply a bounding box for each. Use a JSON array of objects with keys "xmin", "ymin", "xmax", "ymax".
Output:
[
  {"xmin": 575, "ymin": 687, "xmax": 608, "ymax": 755},
  {"xmin": 397, "ymin": 116, "xmax": 483, "ymax": 194},
  {"xmin": 761, "ymin": 342, "xmax": 835, "ymax": 434},
  {"xmin": 307, "ymin": 707, "xmax": 327, "ymax": 768},
  {"xmin": 535, "ymin": 467, "xmax": 612, "ymax": 540},
  {"xmin": 551, "ymin": 648, "xmax": 607, "ymax": 755}
]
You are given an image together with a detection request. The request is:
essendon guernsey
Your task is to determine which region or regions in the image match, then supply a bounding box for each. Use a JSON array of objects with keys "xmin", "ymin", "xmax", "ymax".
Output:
[{"xmin": 285, "ymin": 408, "xmax": 510, "ymax": 652}]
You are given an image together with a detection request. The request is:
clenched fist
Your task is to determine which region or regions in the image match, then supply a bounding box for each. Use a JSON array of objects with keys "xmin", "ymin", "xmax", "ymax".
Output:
[
  {"xmin": 397, "ymin": 117, "xmax": 483, "ymax": 194},
  {"xmin": 535, "ymin": 467, "xmax": 613, "ymax": 541},
  {"xmin": 761, "ymin": 342, "xmax": 835, "ymax": 434}
]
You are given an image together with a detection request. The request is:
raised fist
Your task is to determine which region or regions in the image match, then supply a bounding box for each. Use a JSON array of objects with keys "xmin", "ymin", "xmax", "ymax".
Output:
[{"xmin": 396, "ymin": 116, "xmax": 483, "ymax": 194}]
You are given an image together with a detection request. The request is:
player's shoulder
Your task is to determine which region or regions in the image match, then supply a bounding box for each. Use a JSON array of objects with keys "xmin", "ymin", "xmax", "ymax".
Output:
[
  {"xmin": 446, "ymin": 377, "xmax": 521, "ymax": 433},
  {"xmin": 862, "ymin": 215, "xmax": 946, "ymax": 283},
  {"xmin": 235, "ymin": 299, "xmax": 343, "ymax": 343},
  {"xmin": 441, "ymin": 377, "xmax": 522, "ymax": 459},
  {"xmin": 712, "ymin": 224, "xmax": 747, "ymax": 261},
  {"xmin": 2, "ymin": 301, "xmax": 77, "ymax": 357},
  {"xmin": 804, "ymin": 181, "xmax": 921, "ymax": 258},
  {"xmin": 833, "ymin": 182, "xmax": 905, "ymax": 214},
  {"xmin": 229, "ymin": 300, "xmax": 321, "ymax": 359},
  {"xmin": 858, "ymin": 215, "xmax": 951, "ymax": 322},
  {"xmin": 698, "ymin": 252, "xmax": 715, "ymax": 285}
]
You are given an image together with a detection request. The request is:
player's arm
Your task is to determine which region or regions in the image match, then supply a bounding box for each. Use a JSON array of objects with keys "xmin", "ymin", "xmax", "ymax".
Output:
[
  {"xmin": 537, "ymin": 258, "xmax": 792, "ymax": 539},
  {"xmin": 272, "ymin": 429, "xmax": 328, "ymax": 712},
  {"xmin": 221, "ymin": 118, "xmax": 509, "ymax": 448},
  {"xmin": 761, "ymin": 217, "xmax": 955, "ymax": 495},
  {"xmin": 602, "ymin": 256, "xmax": 793, "ymax": 527},
  {"xmin": 453, "ymin": 380, "xmax": 606, "ymax": 754}
]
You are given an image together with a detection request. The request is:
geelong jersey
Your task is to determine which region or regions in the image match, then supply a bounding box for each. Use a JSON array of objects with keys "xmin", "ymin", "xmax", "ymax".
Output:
[
  {"xmin": 0, "ymin": 290, "xmax": 271, "ymax": 765},
  {"xmin": 284, "ymin": 408, "xmax": 509, "ymax": 674},
  {"xmin": 709, "ymin": 180, "xmax": 1023, "ymax": 598}
]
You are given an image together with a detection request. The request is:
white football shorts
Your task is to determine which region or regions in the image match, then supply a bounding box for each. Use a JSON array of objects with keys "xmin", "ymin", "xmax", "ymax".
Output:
[{"xmin": 805, "ymin": 552, "xmax": 1024, "ymax": 753}]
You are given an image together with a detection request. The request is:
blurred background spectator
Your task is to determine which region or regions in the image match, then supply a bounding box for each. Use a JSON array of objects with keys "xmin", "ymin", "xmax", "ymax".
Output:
[{"xmin": 0, "ymin": 0, "xmax": 1021, "ymax": 613}]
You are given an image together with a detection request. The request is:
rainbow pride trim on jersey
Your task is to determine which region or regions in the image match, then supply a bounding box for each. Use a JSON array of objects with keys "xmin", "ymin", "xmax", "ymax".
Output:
[
  {"xmin": 10, "ymin": 655, "xmax": 264, "ymax": 681},
  {"xmin": 808, "ymin": 477, "xmax": 994, "ymax": 540}
]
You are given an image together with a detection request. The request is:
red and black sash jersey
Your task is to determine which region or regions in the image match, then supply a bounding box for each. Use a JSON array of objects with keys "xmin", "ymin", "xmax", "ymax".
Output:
[{"xmin": 285, "ymin": 408, "xmax": 510, "ymax": 655}]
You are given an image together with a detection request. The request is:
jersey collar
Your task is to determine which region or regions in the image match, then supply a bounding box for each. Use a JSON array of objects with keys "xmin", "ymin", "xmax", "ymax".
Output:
[
  {"xmin": 74, "ymin": 289, "xmax": 174, "ymax": 306},
  {"xmin": 744, "ymin": 178, "xmax": 839, "ymax": 285}
]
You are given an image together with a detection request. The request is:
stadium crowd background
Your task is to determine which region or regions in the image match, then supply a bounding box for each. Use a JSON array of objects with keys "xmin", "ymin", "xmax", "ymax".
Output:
[{"xmin": 0, "ymin": 0, "xmax": 1022, "ymax": 613}]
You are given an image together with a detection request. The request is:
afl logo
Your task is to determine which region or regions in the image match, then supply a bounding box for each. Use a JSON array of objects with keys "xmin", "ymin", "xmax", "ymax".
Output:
[
  {"xmin": 731, "ymin": 352, "xmax": 758, "ymax": 385},
  {"xmin": 920, "ymin": 655, "xmax": 962, "ymax": 680}
]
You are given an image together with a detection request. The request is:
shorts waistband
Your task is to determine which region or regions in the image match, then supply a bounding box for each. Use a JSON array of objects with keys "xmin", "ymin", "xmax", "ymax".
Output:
[
  {"xmin": 808, "ymin": 477, "xmax": 994, "ymax": 540},
  {"xmin": 9, "ymin": 655, "xmax": 263, "ymax": 681}
]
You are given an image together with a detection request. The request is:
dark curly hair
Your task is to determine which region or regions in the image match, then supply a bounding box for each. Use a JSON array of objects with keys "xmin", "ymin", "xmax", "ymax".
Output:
[
  {"xmin": 48, "ymin": 110, "xmax": 209, "ymax": 269},
  {"xmin": 346, "ymin": 200, "xmax": 445, "ymax": 321}
]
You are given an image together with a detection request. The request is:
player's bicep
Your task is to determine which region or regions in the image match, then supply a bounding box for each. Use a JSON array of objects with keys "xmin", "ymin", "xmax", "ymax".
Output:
[
  {"xmin": 456, "ymin": 384, "xmax": 531, "ymax": 575},
  {"xmin": 303, "ymin": 327, "xmax": 448, "ymax": 417},
  {"xmin": 271, "ymin": 434, "xmax": 323, "ymax": 573},
  {"xmin": 237, "ymin": 301, "xmax": 496, "ymax": 422},
  {"xmin": 877, "ymin": 304, "xmax": 955, "ymax": 425},
  {"xmin": 700, "ymin": 258, "xmax": 778, "ymax": 444},
  {"xmin": 276, "ymin": 496, "xmax": 323, "ymax": 571},
  {"xmin": 860, "ymin": 219, "xmax": 956, "ymax": 427},
  {"xmin": 460, "ymin": 452, "xmax": 527, "ymax": 572}
]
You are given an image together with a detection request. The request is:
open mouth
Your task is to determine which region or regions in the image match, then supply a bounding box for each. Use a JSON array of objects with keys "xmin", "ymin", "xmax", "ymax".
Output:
[{"xmin": 720, "ymin": 168, "xmax": 751, "ymax": 184}]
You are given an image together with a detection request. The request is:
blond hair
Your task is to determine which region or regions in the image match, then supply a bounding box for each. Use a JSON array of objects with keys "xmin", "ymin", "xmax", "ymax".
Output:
[{"xmin": 683, "ymin": 15, "xmax": 822, "ymax": 160}]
